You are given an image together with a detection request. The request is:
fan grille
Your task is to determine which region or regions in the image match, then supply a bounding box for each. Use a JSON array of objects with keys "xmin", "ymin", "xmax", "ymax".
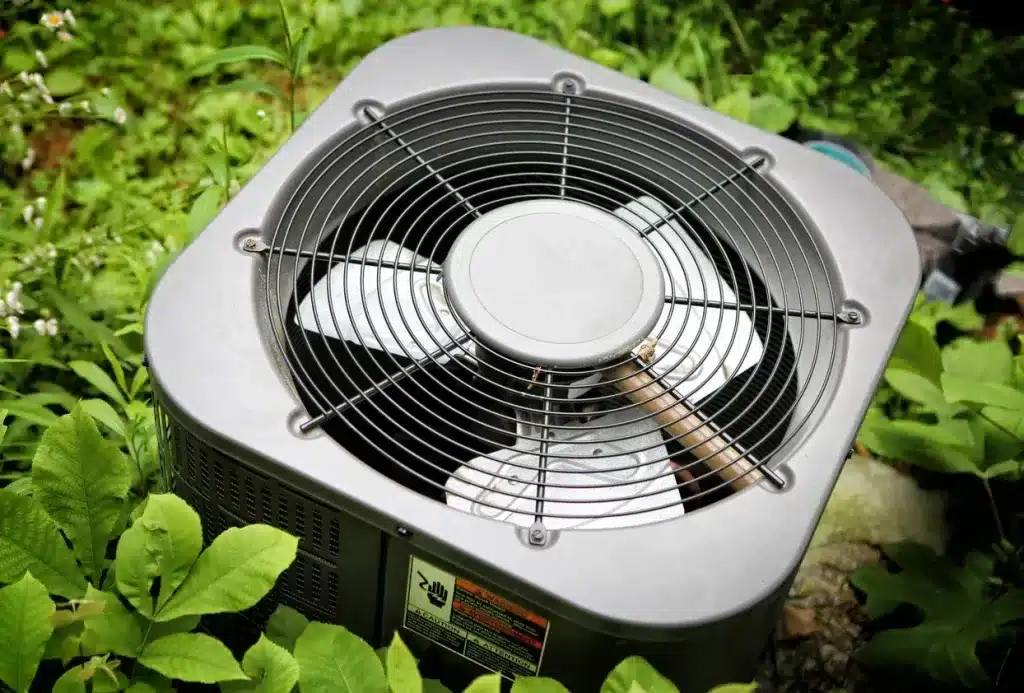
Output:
[{"xmin": 259, "ymin": 83, "xmax": 843, "ymax": 529}]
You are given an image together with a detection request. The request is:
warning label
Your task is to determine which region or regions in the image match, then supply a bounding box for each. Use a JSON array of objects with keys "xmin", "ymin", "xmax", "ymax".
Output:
[{"xmin": 403, "ymin": 556, "xmax": 550, "ymax": 678}]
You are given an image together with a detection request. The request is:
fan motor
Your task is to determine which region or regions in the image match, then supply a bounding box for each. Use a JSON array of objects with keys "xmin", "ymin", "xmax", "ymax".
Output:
[{"xmin": 145, "ymin": 27, "xmax": 920, "ymax": 693}]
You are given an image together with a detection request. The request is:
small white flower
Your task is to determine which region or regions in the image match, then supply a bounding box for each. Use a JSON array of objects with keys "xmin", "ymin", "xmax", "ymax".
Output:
[
  {"xmin": 12, "ymin": 282, "xmax": 22, "ymax": 292},
  {"xmin": 42, "ymin": 93, "xmax": 54, "ymax": 105},
  {"xmin": 57, "ymin": 30, "xmax": 73, "ymax": 42},
  {"xmin": 0, "ymin": 82, "xmax": 12, "ymax": 97},
  {"xmin": 113, "ymin": 235, "xmax": 122, "ymax": 244},
  {"xmin": 21, "ymin": 157, "xmax": 34, "ymax": 171},
  {"xmin": 34, "ymin": 217, "xmax": 43, "ymax": 229},
  {"xmin": 23, "ymin": 205, "xmax": 34, "ymax": 223},
  {"xmin": 11, "ymin": 123, "xmax": 23, "ymax": 136},
  {"xmin": 41, "ymin": 11, "xmax": 64, "ymax": 29},
  {"xmin": 36, "ymin": 197, "xmax": 46, "ymax": 210},
  {"xmin": 79, "ymin": 100, "xmax": 90, "ymax": 112},
  {"xmin": 58, "ymin": 101, "xmax": 72, "ymax": 116},
  {"xmin": 46, "ymin": 318, "xmax": 59, "ymax": 336},
  {"xmin": 30, "ymin": 73, "xmax": 45, "ymax": 89},
  {"xmin": 48, "ymin": 245, "xmax": 58, "ymax": 259},
  {"xmin": 229, "ymin": 179, "xmax": 240, "ymax": 196},
  {"xmin": 18, "ymin": 72, "xmax": 31, "ymax": 85},
  {"xmin": 113, "ymin": 107, "xmax": 127, "ymax": 125},
  {"xmin": 85, "ymin": 235, "xmax": 93, "ymax": 245},
  {"xmin": 257, "ymin": 109, "xmax": 267, "ymax": 118},
  {"xmin": 33, "ymin": 318, "xmax": 46, "ymax": 335},
  {"xmin": 35, "ymin": 50, "xmax": 48, "ymax": 68},
  {"xmin": 6, "ymin": 316, "xmax": 20, "ymax": 339},
  {"xmin": 64, "ymin": 9, "xmax": 76, "ymax": 27},
  {"xmin": 101, "ymin": 87, "xmax": 111, "ymax": 97}
]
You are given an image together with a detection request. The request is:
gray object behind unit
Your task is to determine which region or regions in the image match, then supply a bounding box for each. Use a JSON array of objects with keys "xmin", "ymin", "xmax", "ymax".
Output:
[{"xmin": 145, "ymin": 26, "xmax": 921, "ymax": 692}]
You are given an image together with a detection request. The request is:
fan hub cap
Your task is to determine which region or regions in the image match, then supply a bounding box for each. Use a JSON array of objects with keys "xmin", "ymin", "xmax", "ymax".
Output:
[{"xmin": 443, "ymin": 200, "xmax": 666, "ymax": 368}]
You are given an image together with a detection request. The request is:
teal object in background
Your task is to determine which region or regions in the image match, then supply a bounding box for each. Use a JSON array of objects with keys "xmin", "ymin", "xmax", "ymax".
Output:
[{"xmin": 804, "ymin": 140, "xmax": 872, "ymax": 177}]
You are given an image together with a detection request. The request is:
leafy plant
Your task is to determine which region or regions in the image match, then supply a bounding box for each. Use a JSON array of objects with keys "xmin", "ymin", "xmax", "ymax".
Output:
[{"xmin": 852, "ymin": 542, "xmax": 1024, "ymax": 689}]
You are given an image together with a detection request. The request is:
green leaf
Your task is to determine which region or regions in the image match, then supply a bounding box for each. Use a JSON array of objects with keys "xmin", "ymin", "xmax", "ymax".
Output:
[
  {"xmin": 1008, "ymin": 212, "xmax": 1024, "ymax": 256},
  {"xmin": 386, "ymin": 633, "xmax": 421, "ymax": 693},
  {"xmin": 230, "ymin": 634, "xmax": 300, "ymax": 693},
  {"xmin": 600, "ymin": 656, "xmax": 679, "ymax": 693},
  {"xmin": 42, "ymin": 170, "xmax": 66, "ymax": 234},
  {"xmin": 851, "ymin": 543, "xmax": 1024, "ymax": 688},
  {"xmin": 984, "ymin": 459, "xmax": 1023, "ymax": 481},
  {"xmin": 462, "ymin": 674, "xmax": 502, "ymax": 693},
  {"xmin": 910, "ymin": 296, "xmax": 985, "ymax": 335},
  {"xmin": 0, "ymin": 573, "xmax": 56, "ymax": 693},
  {"xmin": 890, "ymin": 320, "xmax": 943, "ymax": 383},
  {"xmin": 206, "ymin": 79, "xmax": 284, "ymax": 100},
  {"xmin": 52, "ymin": 665, "xmax": 87, "ymax": 693},
  {"xmin": 79, "ymin": 586, "xmax": 144, "ymax": 658},
  {"xmin": 983, "ymin": 406, "xmax": 1024, "ymax": 441},
  {"xmin": 942, "ymin": 339, "xmax": 1014, "ymax": 385},
  {"xmin": 100, "ymin": 343, "xmax": 127, "ymax": 395},
  {"xmin": 425, "ymin": 680, "xmax": 454, "ymax": 693},
  {"xmin": 648, "ymin": 64, "xmax": 702, "ymax": 103},
  {"xmin": 79, "ymin": 398, "xmax": 126, "ymax": 438},
  {"xmin": 31, "ymin": 405, "xmax": 132, "ymax": 581},
  {"xmin": 598, "ymin": 0, "xmax": 633, "ymax": 16},
  {"xmin": 155, "ymin": 525, "xmax": 298, "ymax": 622},
  {"xmin": 511, "ymin": 677, "xmax": 571, "ymax": 693},
  {"xmin": 706, "ymin": 685, "xmax": 758, "ymax": 693},
  {"xmin": 294, "ymin": 622, "xmax": 387, "ymax": 693},
  {"xmin": 885, "ymin": 368, "xmax": 950, "ymax": 415},
  {"xmin": 43, "ymin": 289, "xmax": 131, "ymax": 359},
  {"xmin": 114, "ymin": 493, "xmax": 203, "ymax": 618},
  {"xmin": 266, "ymin": 604, "xmax": 309, "ymax": 651},
  {"xmin": 863, "ymin": 419, "xmax": 979, "ymax": 475},
  {"xmin": 69, "ymin": 361, "xmax": 126, "ymax": 408},
  {"xmin": 941, "ymin": 375, "xmax": 1024, "ymax": 410},
  {"xmin": 0, "ymin": 490, "xmax": 87, "ymax": 598},
  {"xmin": 190, "ymin": 45, "xmax": 289, "ymax": 75},
  {"xmin": 138, "ymin": 632, "xmax": 247, "ymax": 683},
  {"xmin": 291, "ymin": 27, "xmax": 315, "ymax": 77},
  {"xmin": 186, "ymin": 186, "xmax": 223, "ymax": 242},
  {"xmin": 748, "ymin": 94, "xmax": 797, "ymax": 133},
  {"xmin": 46, "ymin": 69, "xmax": 86, "ymax": 97},
  {"xmin": 714, "ymin": 90, "xmax": 752, "ymax": 123}
]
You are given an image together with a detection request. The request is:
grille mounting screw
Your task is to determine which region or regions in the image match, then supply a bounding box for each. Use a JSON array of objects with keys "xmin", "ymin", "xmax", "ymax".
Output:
[
  {"xmin": 528, "ymin": 523, "xmax": 547, "ymax": 546},
  {"xmin": 242, "ymin": 237, "xmax": 268, "ymax": 253},
  {"xmin": 396, "ymin": 526, "xmax": 413, "ymax": 538},
  {"xmin": 839, "ymin": 309, "xmax": 862, "ymax": 325}
]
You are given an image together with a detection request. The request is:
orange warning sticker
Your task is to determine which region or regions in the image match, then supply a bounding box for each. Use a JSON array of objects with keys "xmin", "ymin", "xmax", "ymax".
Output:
[{"xmin": 404, "ymin": 556, "xmax": 550, "ymax": 678}]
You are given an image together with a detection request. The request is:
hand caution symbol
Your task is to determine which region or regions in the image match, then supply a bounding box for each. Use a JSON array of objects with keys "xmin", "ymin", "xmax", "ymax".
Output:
[{"xmin": 427, "ymin": 580, "xmax": 448, "ymax": 608}]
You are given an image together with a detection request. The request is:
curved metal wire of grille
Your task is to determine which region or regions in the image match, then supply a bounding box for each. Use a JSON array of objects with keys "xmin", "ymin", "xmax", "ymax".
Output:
[{"xmin": 263, "ymin": 85, "xmax": 841, "ymax": 525}]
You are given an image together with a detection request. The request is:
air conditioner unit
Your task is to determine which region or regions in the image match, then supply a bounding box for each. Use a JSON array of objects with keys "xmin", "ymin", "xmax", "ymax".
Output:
[{"xmin": 145, "ymin": 26, "xmax": 919, "ymax": 693}]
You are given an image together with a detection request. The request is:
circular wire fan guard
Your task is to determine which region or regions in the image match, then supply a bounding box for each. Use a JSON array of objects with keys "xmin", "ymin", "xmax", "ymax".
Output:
[{"xmin": 262, "ymin": 83, "xmax": 841, "ymax": 531}]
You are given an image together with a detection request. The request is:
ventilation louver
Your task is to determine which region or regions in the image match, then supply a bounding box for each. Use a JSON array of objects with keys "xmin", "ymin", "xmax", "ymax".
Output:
[{"xmin": 145, "ymin": 27, "xmax": 920, "ymax": 693}]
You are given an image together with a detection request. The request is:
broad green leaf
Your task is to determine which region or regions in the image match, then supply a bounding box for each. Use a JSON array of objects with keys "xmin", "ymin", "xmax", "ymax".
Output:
[
  {"xmin": 984, "ymin": 459, "xmax": 1023, "ymax": 480},
  {"xmin": 910, "ymin": 296, "xmax": 985, "ymax": 335},
  {"xmin": 748, "ymin": 94, "xmax": 797, "ymax": 133},
  {"xmin": 69, "ymin": 361, "xmax": 126, "ymax": 407},
  {"xmin": 1007, "ymin": 212, "xmax": 1024, "ymax": 256},
  {"xmin": 294, "ymin": 622, "xmax": 387, "ymax": 693},
  {"xmin": 858, "ymin": 418, "xmax": 979, "ymax": 474},
  {"xmin": 941, "ymin": 375, "xmax": 1024, "ymax": 410},
  {"xmin": 462, "ymin": 674, "xmax": 502, "ymax": 693},
  {"xmin": 291, "ymin": 27, "xmax": 315, "ymax": 77},
  {"xmin": 982, "ymin": 406, "xmax": 1024, "ymax": 442},
  {"xmin": 386, "ymin": 633, "xmax": 422, "ymax": 693},
  {"xmin": 190, "ymin": 45, "xmax": 289, "ymax": 75},
  {"xmin": 155, "ymin": 525, "xmax": 298, "ymax": 622},
  {"xmin": 80, "ymin": 586, "xmax": 144, "ymax": 658},
  {"xmin": 511, "ymin": 677, "xmax": 571, "ymax": 693},
  {"xmin": 0, "ymin": 490, "xmax": 87, "ymax": 598},
  {"xmin": 890, "ymin": 320, "xmax": 943, "ymax": 384},
  {"xmin": 851, "ymin": 544, "xmax": 1023, "ymax": 688},
  {"xmin": 205, "ymin": 79, "xmax": 284, "ymax": 100},
  {"xmin": 31, "ymin": 406, "xmax": 132, "ymax": 581},
  {"xmin": 714, "ymin": 90, "xmax": 752, "ymax": 123},
  {"xmin": 114, "ymin": 493, "xmax": 203, "ymax": 618},
  {"xmin": 138, "ymin": 632, "xmax": 247, "ymax": 683},
  {"xmin": 707, "ymin": 686, "xmax": 758, "ymax": 693},
  {"xmin": 266, "ymin": 604, "xmax": 309, "ymax": 651},
  {"xmin": 648, "ymin": 65, "xmax": 702, "ymax": 103},
  {"xmin": 942, "ymin": 339, "xmax": 1014, "ymax": 385},
  {"xmin": 425, "ymin": 680, "xmax": 454, "ymax": 693},
  {"xmin": 885, "ymin": 368, "xmax": 950, "ymax": 416},
  {"xmin": 0, "ymin": 408, "xmax": 7, "ymax": 443},
  {"xmin": 600, "ymin": 656, "xmax": 679, "ymax": 693},
  {"xmin": 52, "ymin": 665, "xmax": 88, "ymax": 693},
  {"xmin": 229, "ymin": 634, "xmax": 300, "ymax": 693},
  {"xmin": 46, "ymin": 68, "xmax": 86, "ymax": 96},
  {"xmin": 79, "ymin": 398, "xmax": 126, "ymax": 438},
  {"xmin": 44, "ymin": 289, "xmax": 131, "ymax": 359},
  {"xmin": 0, "ymin": 573, "xmax": 56, "ymax": 693},
  {"xmin": 186, "ymin": 186, "xmax": 223, "ymax": 242}
]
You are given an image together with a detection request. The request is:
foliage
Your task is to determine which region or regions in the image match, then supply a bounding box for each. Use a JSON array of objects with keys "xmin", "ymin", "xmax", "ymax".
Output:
[{"xmin": 851, "ymin": 543, "xmax": 1024, "ymax": 689}]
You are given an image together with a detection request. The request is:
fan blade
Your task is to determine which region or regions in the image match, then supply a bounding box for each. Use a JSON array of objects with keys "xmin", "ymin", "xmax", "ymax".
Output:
[
  {"xmin": 445, "ymin": 408, "xmax": 684, "ymax": 530},
  {"xmin": 296, "ymin": 240, "xmax": 468, "ymax": 363}
]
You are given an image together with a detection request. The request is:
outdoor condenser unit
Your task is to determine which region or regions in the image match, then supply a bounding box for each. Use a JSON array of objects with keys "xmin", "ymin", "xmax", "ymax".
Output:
[{"xmin": 145, "ymin": 27, "xmax": 920, "ymax": 693}]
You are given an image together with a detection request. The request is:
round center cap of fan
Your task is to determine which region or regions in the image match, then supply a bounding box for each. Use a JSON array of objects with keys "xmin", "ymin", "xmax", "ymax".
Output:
[{"xmin": 443, "ymin": 200, "xmax": 665, "ymax": 368}]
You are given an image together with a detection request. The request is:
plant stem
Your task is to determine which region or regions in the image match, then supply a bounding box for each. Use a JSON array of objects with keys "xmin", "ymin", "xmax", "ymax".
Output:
[{"xmin": 982, "ymin": 477, "xmax": 1007, "ymax": 543}]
